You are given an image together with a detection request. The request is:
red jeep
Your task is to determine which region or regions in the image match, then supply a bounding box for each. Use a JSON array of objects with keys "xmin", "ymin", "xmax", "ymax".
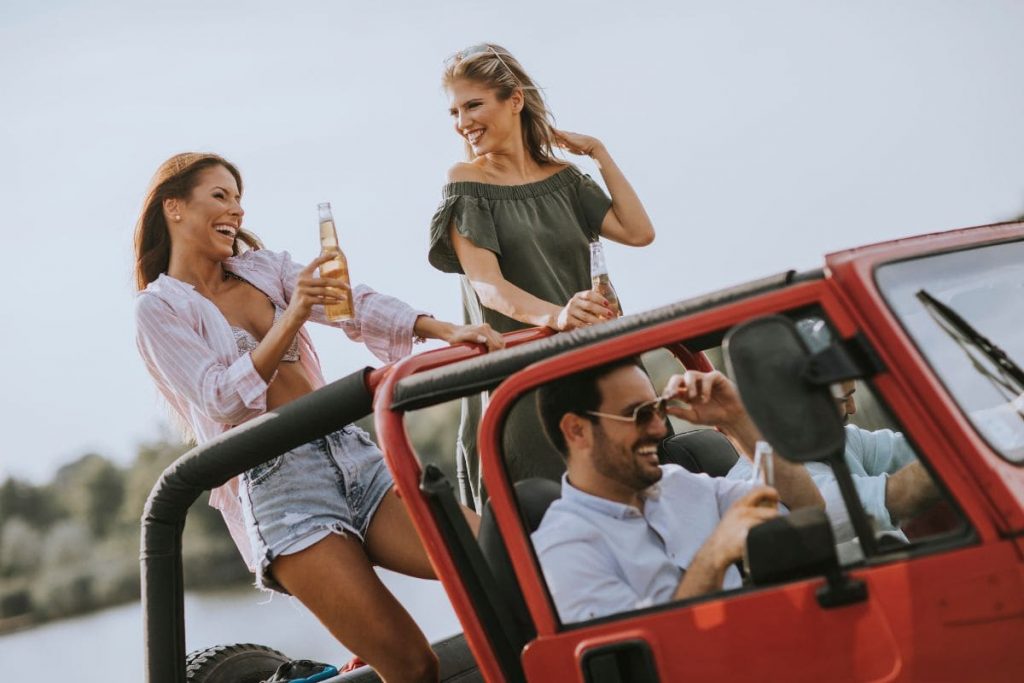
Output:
[
  {"xmin": 374, "ymin": 220, "xmax": 1024, "ymax": 682},
  {"xmin": 144, "ymin": 221, "xmax": 1023, "ymax": 682}
]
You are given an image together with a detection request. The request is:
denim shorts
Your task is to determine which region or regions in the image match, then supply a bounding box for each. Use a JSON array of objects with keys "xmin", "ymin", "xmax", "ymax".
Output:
[{"xmin": 239, "ymin": 425, "xmax": 394, "ymax": 594}]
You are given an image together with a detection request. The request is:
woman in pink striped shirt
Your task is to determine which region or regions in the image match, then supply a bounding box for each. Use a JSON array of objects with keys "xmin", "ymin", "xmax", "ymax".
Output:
[{"xmin": 133, "ymin": 152, "xmax": 501, "ymax": 682}]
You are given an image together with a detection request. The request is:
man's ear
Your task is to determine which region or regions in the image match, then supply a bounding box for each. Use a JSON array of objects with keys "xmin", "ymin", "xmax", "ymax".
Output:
[{"xmin": 560, "ymin": 412, "xmax": 591, "ymax": 453}]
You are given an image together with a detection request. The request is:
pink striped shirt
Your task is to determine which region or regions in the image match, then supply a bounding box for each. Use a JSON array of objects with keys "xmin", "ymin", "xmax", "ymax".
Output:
[{"xmin": 135, "ymin": 248, "xmax": 425, "ymax": 569}]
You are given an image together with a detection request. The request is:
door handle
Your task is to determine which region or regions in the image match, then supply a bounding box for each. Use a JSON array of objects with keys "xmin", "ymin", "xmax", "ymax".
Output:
[{"xmin": 581, "ymin": 639, "xmax": 659, "ymax": 683}]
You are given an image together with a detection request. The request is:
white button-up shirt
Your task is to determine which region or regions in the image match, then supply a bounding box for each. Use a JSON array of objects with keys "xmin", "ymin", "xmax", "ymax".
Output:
[
  {"xmin": 135, "ymin": 248, "xmax": 424, "ymax": 569},
  {"xmin": 727, "ymin": 425, "xmax": 915, "ymax": 544},
  {"xmin": 532, "ymin": 465, "xmax": 753, "ymax": 623}
]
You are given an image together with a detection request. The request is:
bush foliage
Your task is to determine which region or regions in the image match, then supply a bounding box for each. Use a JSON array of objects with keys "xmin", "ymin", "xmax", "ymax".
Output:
[{"xmin": 0, "ymin": 402, "xmax": 464, "ymax": 631}]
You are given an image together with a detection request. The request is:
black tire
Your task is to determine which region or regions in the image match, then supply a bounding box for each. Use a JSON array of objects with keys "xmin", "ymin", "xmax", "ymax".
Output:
[{"xmin": 185, "ymin": 643, "xmax": 291, "ymax": 683}]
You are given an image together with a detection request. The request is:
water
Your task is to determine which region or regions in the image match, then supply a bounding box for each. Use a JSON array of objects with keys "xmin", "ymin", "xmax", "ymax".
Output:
[{"xmin": 0, "ymin": 569, "xmax": 462, "ymax": 680}]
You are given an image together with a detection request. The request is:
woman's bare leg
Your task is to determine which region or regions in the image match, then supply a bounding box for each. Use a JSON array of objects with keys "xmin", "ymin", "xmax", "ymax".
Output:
[
  {"xmin": 364, "ymin": 487, "xmax": 480, "ymax": 578},
  {"xmin": 271, "ymin": 533, "xmax": 439, "ymax": 683}
]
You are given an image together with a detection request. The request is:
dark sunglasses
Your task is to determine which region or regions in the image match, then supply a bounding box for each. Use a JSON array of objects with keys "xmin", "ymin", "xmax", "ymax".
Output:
[{"xmin": 586, "ymin": 397, "xmax": 687, "ymax": 428}]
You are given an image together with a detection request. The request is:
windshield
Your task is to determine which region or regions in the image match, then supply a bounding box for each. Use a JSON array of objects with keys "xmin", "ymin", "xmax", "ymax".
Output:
[{"xmin": 876, "ymin": 239, "xmax": 1024, "ymax": 464}]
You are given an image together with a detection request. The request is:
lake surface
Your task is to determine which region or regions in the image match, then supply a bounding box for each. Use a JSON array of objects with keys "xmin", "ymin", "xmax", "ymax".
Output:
[{"xmin": 0, "ymin": 569, "xmax": 462, "ymax": 680}]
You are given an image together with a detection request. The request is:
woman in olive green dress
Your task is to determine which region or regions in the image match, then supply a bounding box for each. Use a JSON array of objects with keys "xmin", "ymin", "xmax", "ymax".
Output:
[{"xmin": 429, "ymin": 43, "xmax": 655, "ymax": 508}]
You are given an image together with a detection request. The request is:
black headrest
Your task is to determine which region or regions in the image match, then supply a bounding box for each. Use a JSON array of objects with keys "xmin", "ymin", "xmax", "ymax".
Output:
[
  {"xmin": 513, "ymin": 478, "xmax": 562, "ymax": 533},
  {"xmin": 477, "ymin": 478, "xmax": 562, "ymax": 640},
  {"xmin": 657, "ymin": 429, "xmax": 740, "ymax": 478}
]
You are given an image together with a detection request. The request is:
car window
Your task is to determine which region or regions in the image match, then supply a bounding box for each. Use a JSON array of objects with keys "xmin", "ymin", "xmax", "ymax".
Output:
[
  {"xmin": 511, "ymin": 314, "xmax": 968, "ymax": 627},
  {"xmin": 791, "ymin": 314, "xmax": 967, "ymax": 564},
  {"xmin": 875, "ymin": 239, "xmax": 1024, "ymax": 464}
]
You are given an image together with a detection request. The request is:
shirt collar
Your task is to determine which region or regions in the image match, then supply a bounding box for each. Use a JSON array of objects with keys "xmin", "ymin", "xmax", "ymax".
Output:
[
  {"xmin": 144, "ymin": 255, "xmax": 251, "ymax": 298},
  {"xmin": 146, "ymin": 272, "xmax": 195, "ymax": 297},
  {"xmin": 561, "ymin": 472, "xmax": 663, "ymax": 520}
]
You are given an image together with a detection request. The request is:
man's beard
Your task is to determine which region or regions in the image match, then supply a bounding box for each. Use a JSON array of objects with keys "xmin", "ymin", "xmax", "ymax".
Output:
[{"xmin": 591, "ymin": 424, "xmax": 663, "ymax": 492}]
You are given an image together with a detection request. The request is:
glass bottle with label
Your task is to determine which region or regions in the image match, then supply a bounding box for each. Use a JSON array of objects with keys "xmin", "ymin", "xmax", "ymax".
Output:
[
  {"xmin": 589, "ymin": 240, "xmax": 622, "ymax": 317},
  {"xmin": 317, "ymin": 202, "xmax": 354, "ymax": 321}
]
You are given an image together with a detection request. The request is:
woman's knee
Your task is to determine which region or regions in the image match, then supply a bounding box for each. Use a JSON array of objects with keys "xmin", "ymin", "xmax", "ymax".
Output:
[
  {"xmin": 412, "ymin": 648, "xmax": 440, "ymax": 683},
  {"xmin": 385, "ymin": 645, "xmax": 439, "ymax": 683}
]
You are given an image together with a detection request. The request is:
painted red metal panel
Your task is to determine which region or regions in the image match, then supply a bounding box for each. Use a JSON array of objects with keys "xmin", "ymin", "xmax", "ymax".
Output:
[
  {"xmin": 373, "ymin": 327, "xmax": 553, "ymax": 683},
  {"xmin": 824, "ymin": 221, "xmax": 1024, "ymax": 532},
  {"xmin": 479, "ymin": 279, "xmax": 1004, "ymax": 639},
  {"xmin": 519, "ymin": 542, "xmax": 1024, "ymax": 682},
  {"xmin": 373, "ymin": 222, "xmax": 1024, "ymax": 681}
]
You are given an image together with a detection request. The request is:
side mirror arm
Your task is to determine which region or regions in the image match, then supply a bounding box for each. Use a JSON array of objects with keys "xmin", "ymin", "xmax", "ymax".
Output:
[
  {"xmin": 817, "ymin": 563, "xmax": 868, "ymax": 609},
  {"xmin": 825, "ymin": 456, "xmax": 879, "ymax": 559}
]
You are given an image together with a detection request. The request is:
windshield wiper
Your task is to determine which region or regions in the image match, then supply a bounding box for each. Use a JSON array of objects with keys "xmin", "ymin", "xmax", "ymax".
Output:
[{"xmin": 917, "ymin": 288, "xmax": 1024, "ymax": 396}]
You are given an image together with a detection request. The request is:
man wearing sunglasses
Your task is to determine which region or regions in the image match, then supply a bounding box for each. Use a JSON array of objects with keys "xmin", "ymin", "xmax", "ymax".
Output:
[
  {"xmin": 727, "ymin": 378, "xmax": 939, "ymax": 555},
  {"xmin": 532, "ymin": 358, "xmax": 824, "ymax": 623}
]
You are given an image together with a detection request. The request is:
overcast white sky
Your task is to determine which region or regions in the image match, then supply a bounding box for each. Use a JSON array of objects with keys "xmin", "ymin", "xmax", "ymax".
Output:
[{"xmin": 1, "ymin": 0, "xmax": 1022, "ymax": 483}]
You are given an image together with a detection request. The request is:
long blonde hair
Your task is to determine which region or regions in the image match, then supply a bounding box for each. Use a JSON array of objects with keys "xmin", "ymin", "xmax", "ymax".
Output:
[
  {"xmin": 133, "ymin": 152, "xmax": 261, "ymax": 291},
  {"xmin": 443, "ymin": 43, "xmax": 559, "ymax": 166}
]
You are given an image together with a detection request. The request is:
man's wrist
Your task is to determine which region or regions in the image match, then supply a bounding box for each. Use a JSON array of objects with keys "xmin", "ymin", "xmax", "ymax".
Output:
[
  {"xmin": 693, "ymin": 541, "xmax": 730, "ymax": 581},
  {"xmin": 721, "ymin": 417, "xmax": 762, "ymax": 455}
]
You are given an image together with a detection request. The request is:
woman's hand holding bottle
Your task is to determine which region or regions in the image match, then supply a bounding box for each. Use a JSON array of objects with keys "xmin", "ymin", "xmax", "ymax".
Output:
[
  {"xmin": 554, "ymin": 290, "xmax": 617, "ymax": 331},
  {"xmin": 283, "ymin": 254, "xmax": 351, "ymax": 326}
]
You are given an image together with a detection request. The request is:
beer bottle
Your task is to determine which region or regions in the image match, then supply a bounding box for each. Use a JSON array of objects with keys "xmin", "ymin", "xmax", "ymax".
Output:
[
  {"xmin": 317, "ymin": 202, "xmax": 354, "ymax": 321},
  {"xmin": 589, "ymin": 240, "xmax": 622, "ymax": 317}
]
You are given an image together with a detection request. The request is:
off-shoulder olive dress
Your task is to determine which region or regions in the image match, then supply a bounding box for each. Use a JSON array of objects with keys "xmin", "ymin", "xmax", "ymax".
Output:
[{"xmin": 428, "ymin": 166, "xmax": 612, "ymax": 509}]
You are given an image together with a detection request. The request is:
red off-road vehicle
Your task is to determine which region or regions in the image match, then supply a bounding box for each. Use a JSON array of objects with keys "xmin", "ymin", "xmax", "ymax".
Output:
[{"xmin": 145, "ymin": 220, "xmax": 1023, "ymax": 682}]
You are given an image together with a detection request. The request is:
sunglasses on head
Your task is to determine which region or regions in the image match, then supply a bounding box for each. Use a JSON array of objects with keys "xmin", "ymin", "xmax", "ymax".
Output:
[
  {"xmin": 446, "ymin": 44, "xmax": 536, "ymax": 91},
  {"xmin": 586, "ymin": 397, "xmax": 687, "ymax": 428}
]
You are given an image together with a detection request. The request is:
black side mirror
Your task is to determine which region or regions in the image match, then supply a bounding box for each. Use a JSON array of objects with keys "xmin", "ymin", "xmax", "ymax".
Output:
[
  {"xmin": 746, "ymin": 507, "xmax": 837, "ymax": 585},
  {"xmin": 724, "ymin": 314, "xmax": 880, "ymax": 558},
  {"xmin": 746, "ymin": 508, "xmax": 867, "ymax": 608},
  {"xmin": 723, "ymin": 315, "xmax": 845, "ymax": 464}
]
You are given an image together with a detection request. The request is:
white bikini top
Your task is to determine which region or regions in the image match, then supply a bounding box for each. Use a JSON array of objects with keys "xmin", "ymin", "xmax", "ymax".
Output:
[{"xmin": 231, "ymin": 305, "xmax": 300, "ymax": 362}]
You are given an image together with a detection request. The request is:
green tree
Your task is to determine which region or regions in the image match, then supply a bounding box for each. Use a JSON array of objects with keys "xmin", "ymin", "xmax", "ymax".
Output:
[
  {"xmin": 119, "ymin": 434, "xmax": 189, "ymax": 527},
  {"xmin": 40, "ymin": 519, "xmax": 93, "ymax": 568},
  {"xmin": 0, "ymin": 477, "xmax": 63, "ymax": 529},
  {"xmin": 51, "ymin": 453, "xmax": 125, "ymax": 539},
  {"xmin": 0, "ymin": 517, "xmax": 43, "ymax": 578}
]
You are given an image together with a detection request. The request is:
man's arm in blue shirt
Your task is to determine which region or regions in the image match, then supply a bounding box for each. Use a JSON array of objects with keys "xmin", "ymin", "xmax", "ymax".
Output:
[{"xmin": 534, "ymin": 535, "xmax": 645, "ymax": 623}]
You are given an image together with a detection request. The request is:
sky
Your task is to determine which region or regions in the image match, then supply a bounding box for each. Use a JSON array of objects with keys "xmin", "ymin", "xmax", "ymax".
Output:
[{"xmin": 1, "ymin": 0, "xmax": 1023, "ymax": 483}]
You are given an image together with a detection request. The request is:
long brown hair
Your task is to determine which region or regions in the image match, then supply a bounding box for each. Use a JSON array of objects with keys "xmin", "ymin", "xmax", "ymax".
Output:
[
  {"xmin": 443, "ymin": 43, "xmax": 559, "ymax": 166},
  {"xmin": 132, "ymin": 152, "xmax": 261, "ymax": 291}
]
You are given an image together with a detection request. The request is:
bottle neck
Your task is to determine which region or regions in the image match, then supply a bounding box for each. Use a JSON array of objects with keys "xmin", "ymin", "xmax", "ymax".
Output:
[
  {"xmin": 319, "ymin": 218, "xmax": 339, "ymax": 248},
  {"xmin": 589, "ymin": 242, "xmax": 608, "ymax": 276}
]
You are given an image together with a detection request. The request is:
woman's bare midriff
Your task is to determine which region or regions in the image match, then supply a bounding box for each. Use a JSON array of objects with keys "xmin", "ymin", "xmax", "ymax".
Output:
[{"xmin": 266, "ymin": 362, "xmax": 318, "ymax": 412}]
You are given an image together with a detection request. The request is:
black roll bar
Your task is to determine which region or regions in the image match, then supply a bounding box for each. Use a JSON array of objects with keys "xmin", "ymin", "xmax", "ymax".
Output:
[
  {"xmin": 391, "ymin": 270, "xmax": 806, "ymax": 411},
  {"xmin": 141, "ymin": 367, "xmax": 374, "ymax": 683}
]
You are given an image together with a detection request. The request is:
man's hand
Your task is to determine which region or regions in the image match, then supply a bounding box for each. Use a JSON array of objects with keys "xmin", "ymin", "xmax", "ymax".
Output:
[
  {"xmin": 885, "ymin": 460, "xmax": 940, "ymax": 522},
  {"xmin": 705, "ymin": 486, "xmax": 781, "ymax": 567},
  {"xmin": 662, "ymin": 370, "xmax": 748, "ymax": 430},
  {"xmin": 674, "ymin": 486, "xmax": 780, "ymax": 600},
  {"xmin": 664, "ymin": 370, "xmax": 825, "ymax": 511}
]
